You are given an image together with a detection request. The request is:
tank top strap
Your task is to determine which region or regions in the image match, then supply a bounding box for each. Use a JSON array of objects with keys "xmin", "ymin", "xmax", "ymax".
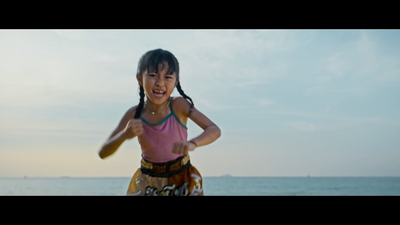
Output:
[{"xmin": 170, "ymin": 98, "xmax": 188, "ymax": 129}]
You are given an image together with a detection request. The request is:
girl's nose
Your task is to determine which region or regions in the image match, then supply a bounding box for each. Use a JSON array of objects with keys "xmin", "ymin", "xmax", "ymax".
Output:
[{"xmin": 155, "ymin": 78, "xmax": 164, "ymax": 86}]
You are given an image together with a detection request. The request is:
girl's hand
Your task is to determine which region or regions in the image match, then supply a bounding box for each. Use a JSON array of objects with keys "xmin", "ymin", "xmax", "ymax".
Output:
[
  {"xmin": 123, "ymin": 119, "xmax": 143, "ymax": 139},
  {"xmin": 171, "ymin": 141, "xmax": 196, "ymax": 155}
]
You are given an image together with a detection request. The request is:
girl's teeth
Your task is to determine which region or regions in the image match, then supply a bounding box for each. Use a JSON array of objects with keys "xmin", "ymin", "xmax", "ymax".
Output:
[{"xmin": 153, "ymin": 91, "xmax": 165, "ymax": 98}]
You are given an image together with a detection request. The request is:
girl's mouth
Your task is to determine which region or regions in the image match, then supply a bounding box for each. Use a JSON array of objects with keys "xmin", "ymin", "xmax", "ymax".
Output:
[{"xmin": 153, "ymin": 90, "xmax": 165, "ymax": 98}]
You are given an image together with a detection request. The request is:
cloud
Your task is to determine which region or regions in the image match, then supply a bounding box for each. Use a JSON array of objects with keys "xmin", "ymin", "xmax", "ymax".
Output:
[
  {"xmin": 302, "ymin": 30, "xmax": 400, "ymax": 98},
  {"xmin": 283, "ymin": 117, "xmax": 384, "ymax": 133},
  {"xmin": 257, "ymin": 99, "xmax": 274, "ymax": 106},
  {"xmin": 305, "ymin": 85, "xmax": 370, "ymax": 97},
  {"xmin": 172, "ymin": 30, "xmax": 290, "ymax": 58},
  {"xmin": 285, "ymin": 121, "xmax": 317, "ymax": 132},
  {"xmin": 53, "ymin": 29, "xmax": 91, "ymax": 40},
  {"xmin": 326, "ymin": 50, "xmax": 348, "ymax": 78},
  {"xmin": 379, "ymin": 68, "xmax": 400, "ymax": 83},
  {"xmin": 261, "ymin": 108, "xmax": 384, "ymax": 125}
]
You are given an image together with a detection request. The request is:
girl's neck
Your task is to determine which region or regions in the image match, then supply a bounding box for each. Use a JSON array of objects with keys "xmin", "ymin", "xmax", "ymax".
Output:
[{"xmin": 145, "ymin": 97, "xmax": 171, "ymax": 114}]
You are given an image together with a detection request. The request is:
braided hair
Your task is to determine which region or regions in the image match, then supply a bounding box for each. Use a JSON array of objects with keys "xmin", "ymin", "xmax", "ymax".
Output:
[{"xmin": 133, "ymin": 49, "xmax": 194, "ymax": 119}]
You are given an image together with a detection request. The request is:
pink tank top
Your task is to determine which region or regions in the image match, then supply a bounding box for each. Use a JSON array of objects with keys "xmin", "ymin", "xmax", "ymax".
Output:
[{"xmin": 138, "ymin": 102, "xmax": 188, "ymax": 163}]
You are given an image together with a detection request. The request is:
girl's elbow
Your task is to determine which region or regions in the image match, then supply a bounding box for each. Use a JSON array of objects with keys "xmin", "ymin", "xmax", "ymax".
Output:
[
  {"xmin": 214, "ymin": 126, "xmax": 221, "ymax": 139},
  {"xmin": 98, "ymin": 148, "xmax": 109, "ymax": 160},
  {"xmin": 98, "ymin": 151, "xmax": 106, "ymax": 159}
]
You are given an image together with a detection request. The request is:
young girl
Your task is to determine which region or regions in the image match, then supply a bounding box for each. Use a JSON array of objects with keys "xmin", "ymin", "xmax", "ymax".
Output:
[{"xmin": 98, "ymin": 49, "xmax": 221, "ymax": 196}]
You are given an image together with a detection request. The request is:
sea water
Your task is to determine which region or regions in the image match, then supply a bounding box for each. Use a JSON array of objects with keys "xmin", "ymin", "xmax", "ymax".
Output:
[{"xmin": 1, "ymin": 176, "xmax": 399, "ymax": 196}]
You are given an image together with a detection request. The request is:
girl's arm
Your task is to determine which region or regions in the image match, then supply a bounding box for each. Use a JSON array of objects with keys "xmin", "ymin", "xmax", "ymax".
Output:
[
  {"xmin": 188, "ymin": 107, "xmax": 221, "ymax": 148},
  {"xmin": 174, "ymin": 97, "xmax": 221, "ymax": 149},
  {"xmin": 98, "ymin": 106, "xmax": 141, "ymax": 159}
]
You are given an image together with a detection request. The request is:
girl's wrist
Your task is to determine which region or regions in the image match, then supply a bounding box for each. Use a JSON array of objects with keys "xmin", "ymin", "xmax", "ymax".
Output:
[
  {"xmin": 188, "ymin": 140, "xmax": 198, "ymax": 148},
  {"xmin": 120, "ymin": 130, "xmax": 133, "ymax": 140}
]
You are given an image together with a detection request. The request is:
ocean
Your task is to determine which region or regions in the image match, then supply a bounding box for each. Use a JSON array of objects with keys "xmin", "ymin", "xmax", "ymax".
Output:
[{"xmin": 1, "ymin": 176, "xmax": 399, "ymax": 196}]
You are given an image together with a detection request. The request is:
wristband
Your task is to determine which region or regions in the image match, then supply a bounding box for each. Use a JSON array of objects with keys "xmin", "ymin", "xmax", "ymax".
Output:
[{"xmin": 189, "ymin": 140, "xmax": 197, "ymax": 147}]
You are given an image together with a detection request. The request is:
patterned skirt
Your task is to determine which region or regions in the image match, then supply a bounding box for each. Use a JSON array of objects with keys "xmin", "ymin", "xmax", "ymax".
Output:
[{"xmin": 126, "ymin": 155, "xmax": 203, "ymax": 196}]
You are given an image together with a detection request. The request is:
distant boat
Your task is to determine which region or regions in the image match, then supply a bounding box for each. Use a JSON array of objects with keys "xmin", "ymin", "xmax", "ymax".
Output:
[
  {"xmin": 60, "ymin": 176, "xmax": 70, "ymax": 178},
  {"xmin": 24, "ymin": 176, "xmax": 27, "ymax": 179}
]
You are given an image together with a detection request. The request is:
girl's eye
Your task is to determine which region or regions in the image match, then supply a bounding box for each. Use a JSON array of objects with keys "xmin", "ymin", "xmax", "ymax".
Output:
[{"xmin": 166, "ymin": 76, "xmax": 173, "ymax": 79}]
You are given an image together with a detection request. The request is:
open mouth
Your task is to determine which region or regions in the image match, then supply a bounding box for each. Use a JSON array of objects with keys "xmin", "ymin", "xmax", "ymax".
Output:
[{"xmin": 153, "ymin": 90, "xmax": 165, "ymax": 98}]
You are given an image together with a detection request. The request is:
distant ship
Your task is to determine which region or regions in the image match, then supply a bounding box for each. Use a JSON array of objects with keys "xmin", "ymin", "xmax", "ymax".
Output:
[{"xmin": 60, "ymin": 176, "xmax": 70, "ymax": 178}]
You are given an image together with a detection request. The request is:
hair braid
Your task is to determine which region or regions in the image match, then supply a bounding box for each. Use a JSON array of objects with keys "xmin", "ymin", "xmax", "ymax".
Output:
[
  {"xmin": 176, "ymin": 82, "xmax": 194, "ymax": 116},
  {"xmin": 134, "ymin": 85, "xmax": 145, "ymax": 119}
]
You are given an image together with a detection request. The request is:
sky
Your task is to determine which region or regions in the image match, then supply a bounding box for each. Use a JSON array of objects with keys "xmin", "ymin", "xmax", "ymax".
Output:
[{"xmin": 1, "ymin": 29, "xmax": 400, "ymax": 177}]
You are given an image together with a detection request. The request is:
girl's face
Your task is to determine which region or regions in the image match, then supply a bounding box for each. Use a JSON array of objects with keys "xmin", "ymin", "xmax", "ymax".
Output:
[{"xmin": 137, "ymin": 62, "xmax": 178, "ymax": 105}]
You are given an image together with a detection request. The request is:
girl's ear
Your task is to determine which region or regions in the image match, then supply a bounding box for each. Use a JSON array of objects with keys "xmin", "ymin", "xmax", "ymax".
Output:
[
  {"xmin": 136, "ymin": 74, "xmax": 143, "ymax": 86},
  {"xmin": 175, "ymin": 81, "xmax": 178, "ymax": 88}
]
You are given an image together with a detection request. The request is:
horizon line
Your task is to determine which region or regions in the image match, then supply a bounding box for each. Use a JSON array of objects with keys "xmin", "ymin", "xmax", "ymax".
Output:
[{"xmin": 1, "ymin": 175, "xmax": 400, "ymax": 179}]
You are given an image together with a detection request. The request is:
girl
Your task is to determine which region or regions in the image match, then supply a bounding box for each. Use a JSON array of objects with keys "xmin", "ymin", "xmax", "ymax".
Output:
[{"xmin": 98, "ymin": 49, "xmax": 221, "ymax": 196}]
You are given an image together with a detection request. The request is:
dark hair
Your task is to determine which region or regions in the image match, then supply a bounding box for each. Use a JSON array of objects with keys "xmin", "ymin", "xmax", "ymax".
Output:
[{"xmin": 134, "ymin": 49, "xmax": 194, "ymax": 119}]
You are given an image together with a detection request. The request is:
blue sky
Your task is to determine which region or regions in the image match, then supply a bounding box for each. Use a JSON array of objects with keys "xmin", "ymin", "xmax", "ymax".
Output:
[{"xmin": 1, "ymin": 29, "xmax": 399, "ymax": 177}]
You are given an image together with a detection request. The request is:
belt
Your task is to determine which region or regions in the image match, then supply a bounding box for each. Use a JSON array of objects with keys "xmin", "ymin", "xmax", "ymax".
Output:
[{"xmin": 140, "ymin": 155, "xmax": 190, "ymax": 177}]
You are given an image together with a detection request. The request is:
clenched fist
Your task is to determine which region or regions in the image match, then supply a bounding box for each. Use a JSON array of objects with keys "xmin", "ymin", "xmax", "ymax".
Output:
[
  {"xmin": 171, "ymin": 141, "xmax": 196, "ymax": 155},
  {"xmin": 123, "ymin": 119, "xmax": 143, "ymax": 139}
]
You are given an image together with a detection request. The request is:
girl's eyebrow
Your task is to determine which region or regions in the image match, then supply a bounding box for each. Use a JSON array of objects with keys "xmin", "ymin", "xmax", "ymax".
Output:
[{"xmin": 146, "ymin": 72, "xmax": 176, "ymax": 76}]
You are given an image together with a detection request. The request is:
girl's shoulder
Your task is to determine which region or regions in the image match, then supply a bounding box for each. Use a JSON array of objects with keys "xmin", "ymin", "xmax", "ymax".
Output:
[
  {"xmin": 171, "ymin": 96, "xmax": 186, "ymax": 104},
  {"xmin": 171, "ymin": 96, "xmax": 189, "ymax": 109},
  {"xmin": 171, "ymin": 96, "xmax": 192, "ymax": 117},
  {"xmin": 111, "ymin": 105, "xmax": 139, "ymax": 137},
  {"xmin": 128, "ymin": 105, "xmax": 139, "ymax": 116},
  {"xmin": 121, "ymin": 105, "xmax": 138, "ymax": 122}
]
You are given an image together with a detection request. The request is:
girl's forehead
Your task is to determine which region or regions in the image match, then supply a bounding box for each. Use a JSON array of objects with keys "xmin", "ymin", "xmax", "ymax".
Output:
[
  {"xmin": 147, "ymin": 62, "xmax": 175, "ymax": 75},
  {"xmin": 146, "ymin": 61, "xmax": 165, "ymax": 70},
  {"xmin": 156, "ymin": 62, "xmax": 169, "ymax": 71}
]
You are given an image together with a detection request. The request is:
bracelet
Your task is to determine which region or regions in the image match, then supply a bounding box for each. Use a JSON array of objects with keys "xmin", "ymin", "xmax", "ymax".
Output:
[{"xmin": 189, "ymin": 140, "xmax": 198, "ymax": 147}]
